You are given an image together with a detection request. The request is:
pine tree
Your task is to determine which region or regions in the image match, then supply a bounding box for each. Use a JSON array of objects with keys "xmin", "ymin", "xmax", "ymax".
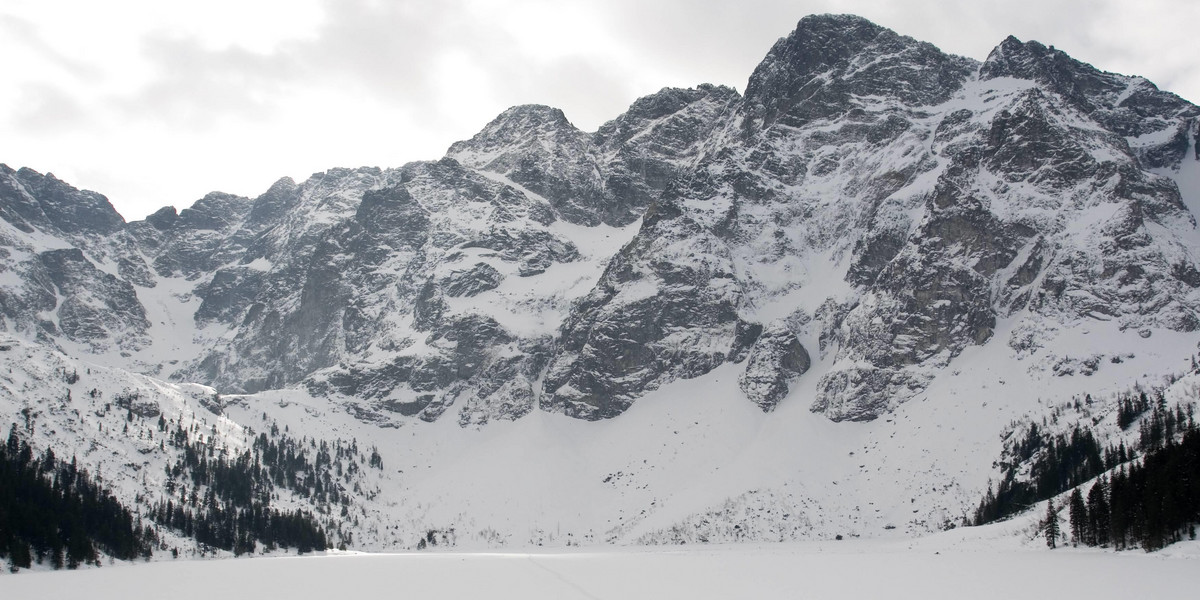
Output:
[
  {"xmin": 1068, "ymin": 488, "xmax": 1087, "ymax": 545},
  {"xmin": 1086, "ymin": 479, "xmax": 1110, "ymax": 547},
  {"xmin": 1044, "ymin": 498, "xmax": 1060, "ymax": 549}
]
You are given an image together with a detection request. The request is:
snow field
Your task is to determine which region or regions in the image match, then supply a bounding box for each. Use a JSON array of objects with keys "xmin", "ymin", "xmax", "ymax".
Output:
[{"xmin": 3, "ymin": 535, "xmax": 1198, "ymax": 600}]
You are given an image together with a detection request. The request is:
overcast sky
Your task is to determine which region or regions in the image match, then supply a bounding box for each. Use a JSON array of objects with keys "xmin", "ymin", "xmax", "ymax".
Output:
[{"xmin": 2, "ymin": 0, "xmax": 1197, "ymax": 220}]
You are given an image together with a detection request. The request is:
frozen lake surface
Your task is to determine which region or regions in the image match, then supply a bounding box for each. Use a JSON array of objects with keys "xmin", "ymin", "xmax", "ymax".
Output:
[{"xmin": 4, "ymin": 536, "xmax": 1199, "ymax": 600}]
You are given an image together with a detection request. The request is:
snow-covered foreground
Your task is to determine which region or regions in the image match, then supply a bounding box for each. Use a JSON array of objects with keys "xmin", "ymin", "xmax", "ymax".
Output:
[{"xmin": 4, "ymin": 534, "xmax": 1199, "ymax": 600}]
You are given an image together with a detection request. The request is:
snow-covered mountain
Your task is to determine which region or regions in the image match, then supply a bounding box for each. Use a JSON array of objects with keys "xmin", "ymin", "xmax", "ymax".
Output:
[{"xmin": 2, "ymin": 14, "xmax": 1199, "ymax": 553}]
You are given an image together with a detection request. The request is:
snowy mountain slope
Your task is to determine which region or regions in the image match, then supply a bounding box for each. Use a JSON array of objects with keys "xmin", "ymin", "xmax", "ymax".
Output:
[
  {"xmin": 2, "ymin": 13, "xmax": 1200, "ymax": 554},
  {"xmin": 0, "ymin": 336, "xmax": 374, "ymax": 557},
  {"xmin": 3, "ymin": 315, "xmax": 1194, "ymax": 554}
]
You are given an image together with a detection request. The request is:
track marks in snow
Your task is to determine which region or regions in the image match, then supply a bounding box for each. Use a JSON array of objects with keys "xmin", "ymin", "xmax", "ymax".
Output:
[{"xmin": 526, "ymin": 556, "xmax": 605, "ymax": 600}]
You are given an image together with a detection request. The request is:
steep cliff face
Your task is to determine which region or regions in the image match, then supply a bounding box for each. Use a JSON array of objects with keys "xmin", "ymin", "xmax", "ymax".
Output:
[
  {"xmin": 0, "ymin": 167, "xmax": 149, "ymax": 351},
  {"xmin": 541, "ymin": 14, "xmax": 1200, "ymax": 422},
  {"xmin": 0, "ymin": 78, "xmax": 739, "ymax": 427},
  {"xmin": 541, "ymin": 15, "xmax": 979, "ymax": 419},
  {"xmin": 2, "ymin": 14, "xmax": 1199, "ymax": 429}
]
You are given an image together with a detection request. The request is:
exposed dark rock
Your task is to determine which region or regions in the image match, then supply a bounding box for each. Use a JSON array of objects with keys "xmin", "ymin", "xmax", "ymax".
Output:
[
  {"xmin": 742, "ymin": 14, "xmax": 976, "ymax": 133},
  {"xmin": 36, "ymin": 248, "xmax": 149, "ymax": 349},
  {"xmin": 739, "ymin": 325, "xmax": 811, "ymax": 411},
  {"xmin": 728, "ymin": 320, "xmax": 764, "ymax": 364},
  {"xmin": 443, "ymin": 263, "xmax": 503, "ymax": 297},
  {"xmin": 0, "ymin": 165, "xmax": 125, "ymax": 236}
]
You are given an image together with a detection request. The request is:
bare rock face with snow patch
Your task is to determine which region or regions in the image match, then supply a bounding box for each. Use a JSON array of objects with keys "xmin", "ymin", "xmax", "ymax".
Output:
[{"xmin": 541, "ymin": 197, "xmax": 744, "ymax": 419}]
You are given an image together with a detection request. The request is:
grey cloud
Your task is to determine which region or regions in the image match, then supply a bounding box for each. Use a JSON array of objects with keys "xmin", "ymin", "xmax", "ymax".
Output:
[
  {"xmin": 596, "ymin": 0, "xmax": 829, "ymax": 91},
  {"xmin": 295, "ymin": 0, "xmax": 503, "ymax": 100},
  {"xmin": 866, "ymin": 0, "xmax": 1108, "ymax": 61},
  {"xmin": 114, "ymin": 34, "xmax": 301, "ymax": 129},
  {"xmin": 10, "ymin": 83, "xmax": 88, "ymax": 133},
  {"xmin": 291, "ymin": 0, "xmax": 525, "ymax": 128},
  {"xmin": 289, "ymin": 0, "xmax": 647, "ymax": 128},
  {"xmin": 109, "ymin": 0, "xmax": 651, "ymax": 135},
  {"xmin": 75, "ymin": 1, "xmax": 1200, "ymax": 150},
  {"xmin": 0, "ymin": 14, "xmax": 103, "ymax": 82},
  {"xmin": 107, "ymin": 0, "xmax": 526, "ymax": 131},
  {"xmin": 288, "ymin": 0, "xmax": 738, "ymax": 131}
]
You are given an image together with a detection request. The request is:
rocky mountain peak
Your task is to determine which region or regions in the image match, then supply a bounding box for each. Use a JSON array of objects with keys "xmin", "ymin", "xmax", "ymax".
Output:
[
  {"xmin": 0, "ymin": 164, "xmax": 125, "ymax": 236},
  {"xmin": 446, "ymin": 104, "xmax": 583, "ymax": 165},
  {"xmin": 594, "ymin": 84, "xmax": 740, "ymax": 147},
  {"xmin": 980, "ymin": 35, "xmax": 1199, "ymax": 162},
  {"xmin": 175, "ymin": 191, "xmax": 253, "ymax": 232},
  {"xmin": 981, "ymin": 36, "xmax": 1125, "ymax": 108},
  {"xmin": 444, "ymin": 88, "xmax": 736, "ymax": 227},
  {"xmin": 143, "ymin": 205, "xmax": 179, "ymax": 231},
  {"xmin": 443, "ymin": 103, "xmax": 606, "ymax": 224},
  {"xmin": 742, "ymin": 14, "xmax": 976, "ymax": 132},
  {"xmin": 246, "ymin": 176, "xmax": 301, "ymax": 227},
  {"xmin": 494, "ymin": 103, "xmax": 573, "ymax": 125}
]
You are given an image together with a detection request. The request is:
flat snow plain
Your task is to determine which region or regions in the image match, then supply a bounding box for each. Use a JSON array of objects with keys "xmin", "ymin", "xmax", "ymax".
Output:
[{"xmin": 4, "ymin": 527, "xmax": 1198, "ymax": 600}]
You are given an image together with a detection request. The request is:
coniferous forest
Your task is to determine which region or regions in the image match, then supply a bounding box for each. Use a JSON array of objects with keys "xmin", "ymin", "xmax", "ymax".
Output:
[
  {"xmin": 973, "ymin": 389, "xmax": 1200, "ymax": 551},
  {"xmin": 1, "ymin": 403, "xmax": 384, "ymax": 571},
  {"xmin": 147, "ymin": 421, "xmax": 337, "ymax": 556},
  {"xmin": 0, "ymin": 425, "xmax": 153, "ymax": 572},
  {"xmin": 1067, "ymin": 427, "xmax": 1200, "ymax": 550}
]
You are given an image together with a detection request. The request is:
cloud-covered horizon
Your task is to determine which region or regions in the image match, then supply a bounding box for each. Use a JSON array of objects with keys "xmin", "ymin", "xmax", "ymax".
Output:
[{"xmin": 2, "ymin": 0, "xmax": 1197, "ymax": 220}]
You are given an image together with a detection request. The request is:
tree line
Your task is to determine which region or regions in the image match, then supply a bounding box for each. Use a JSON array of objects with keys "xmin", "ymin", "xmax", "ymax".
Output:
[
  {"xmin": 972, "ymin": 421, "xmax": 1125, "ymax": 525},
  {"xmin": 1, "ymin": 403, "xmax": 386, "ymax": 570},
  {"xmin": 972, "ymin": 387, "xmax": 1200, "ymax": 551},
  {"xmin": 0, "ymin": 425, "xmax": 154, "ymax": 572},
  {"xmin": 1064, "ymin": 425, "xmax": 1200, "ymax": 550},
  {"xmin": 149, "ymin": 420, "xmax": 337, "ymax": 555}
]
